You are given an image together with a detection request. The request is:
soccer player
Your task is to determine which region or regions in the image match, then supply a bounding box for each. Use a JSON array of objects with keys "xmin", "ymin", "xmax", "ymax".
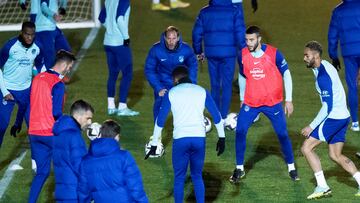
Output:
[
  {"xmin": 28, "ymin": 50, "xmax": 75, "ymax": 203},
  {"xmin": 301, "ymin": 41, "xmax": 360, "ymax": 199},
  {"xmin": 0, "ymin": 21, "xmax": 43, "ymax": 147},
  {"xmin": 32, "ymin": 0, "xmax": 67, "ymax": 70},
  {"xmin": 98, "ymin": 0, "xmax": 139, "ymax": 116},
  {"xmin": 145, "ymin": 66, "xmax": 225, "ymax": 203},
  {"xmin": 151, "ymin": 0, "xmax": 190, "ymax": 11},
  {"xmin": 192, "ymin": 0, "xmax": 245, "ymax": 120},
  {"xmin": 229, "ymin": 26, "xmax": 298, "ymax": 183},
  {"xmin": 145, "ymin": 26, "xmax": 198, "ymax": 122},
  {"xmin": 328, "ymin": 0, "xmax": 360, "ymax": 131},
  {"xmin": 53, "ymin": 100, "xmax": 93, "ymax": 202},
  {"xmin": 78, "ymin": 119, "xmax": 148, "ymax": 202}
]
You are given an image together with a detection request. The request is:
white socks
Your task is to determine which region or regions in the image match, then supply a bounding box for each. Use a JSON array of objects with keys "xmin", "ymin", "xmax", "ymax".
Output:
[
  {"xmin": 353, "ymin": 172, "xmax": 360, "ymax": 187},
  {"xmin": 118, "ymin": 102, "xmax": 127, "ymax": 110},
  {"xmin": 288, "ymin": 163, "xmax": 295, "ymax": 172},
  {"xmin": 108, "ymin": 97, "xmax": 115, "ymax": 109},
  {"xmin": 236, "ymin": 165, "xmax": 244, "ymax": 171},
  {"xmin": 314, "ymin": 171, "xmax": 329, "ymax": 188}
]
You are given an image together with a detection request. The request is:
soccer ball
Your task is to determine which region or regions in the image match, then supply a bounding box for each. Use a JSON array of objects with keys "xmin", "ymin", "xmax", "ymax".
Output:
[
  {"xmin": 204, "ymin": 116, "xmax": 212, "ymax": 133},
  {"xmin": 225, "ymin": 113, "xmax": 238, "ymax": 131},
  {"xmin": 144, "ymin": 136, "xmax": 165, "ymax": 158},
  {"xmin": 86, "ymin": 122, "xmax": 101, "ymax": 141}
]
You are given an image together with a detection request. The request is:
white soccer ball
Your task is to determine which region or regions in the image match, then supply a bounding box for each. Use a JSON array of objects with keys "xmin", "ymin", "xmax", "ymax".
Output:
[
  {"xmin": 86, "ymin": 122, "xmax": 101, "ymax": 141},
  {"xmin": 204, "ymin": 116, "xmax": 212, "ymax": 133},
  {"xmin": 144, "ymin": 136, "xmax": 165, "ymax": 158},
  {"xmin": 225, "ymin": 113, "xmax": 238, "ymax": 131}
]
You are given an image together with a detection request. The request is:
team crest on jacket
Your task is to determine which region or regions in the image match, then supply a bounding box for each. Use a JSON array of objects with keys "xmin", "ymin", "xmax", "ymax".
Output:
[
  {"xmin": 32, "ymin": 49, "xmax": 36, "ymax": 54},
  {"xmin": 178, "ymin": 55, "xmax": 184, "ymax": 63}
]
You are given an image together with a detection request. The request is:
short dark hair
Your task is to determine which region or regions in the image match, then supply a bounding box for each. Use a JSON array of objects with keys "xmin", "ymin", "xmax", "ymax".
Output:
[
  {"xmin": 70, "ymin": 99, "xmax": 94, "ymax": 116},
  {"xmin": 55, "ymin": 50, "xmax": 76, "ymax": 64},
  {"xmin": 22, "ymin": 21, "xmax": 35, "ymax": 31},
  {"xmin": 165, "ymin": 26, "xmax": 180, "ymax": 37},
  {"xmin": 305, "ymin": 41, "xmax": 323, "ymax": 56},
  {"xmin": 172, "ymin": 65, "xmax": 189, "ymax": 80},
  {"xmin": 246, "ymin": 25, "xmax": 261, "ymax": 36},
  {"xmin": 100, "ymin": 120, "xmax": 121, "ymax": 138}
]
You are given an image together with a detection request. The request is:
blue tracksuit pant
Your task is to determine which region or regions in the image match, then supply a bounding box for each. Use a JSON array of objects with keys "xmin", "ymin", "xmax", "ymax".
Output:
[
  {"xmin": 55, "ymin": 27, "xmax": 71, "ymax": 52},
  {"xmin": 235, "ymin": 102, "xmax": 295, "ymax": 165},
  {"xmin": 105, "ymin": 45, "xmax": 133, "ymax": 103},
  {"xmin": 344, "ymin": 56, "xmax": 360, "ymax": 123},
  {"xmin": 207, "ymin": 57, "xmax": 236, "ymax": 119},
  {"xmin": 172, "ymin": 137, "xmax": 206, "ymax": 203},
  {"xmin": 28, "ymin": 135, "xmax": 54, "ymax": 203},
  {"xmin": 0, "ymin": 88, "xmax": 30, "ymax": 147},
  {"xmin": 36, "ymin": 30, "xmax": 57, "ymax": 70}
]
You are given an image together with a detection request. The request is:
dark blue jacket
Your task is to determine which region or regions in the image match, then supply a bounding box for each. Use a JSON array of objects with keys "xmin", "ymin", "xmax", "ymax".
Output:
[
  {"xmin": 192, "ymin": 0, "xmax": 245, "ymax": 58},
  {"xmin": 328, "ymin": 0, "xmax": 360, "ymax": 59},
  {"xmin": 78, "ymin": 138, "xmax": 148, "ymax": 203},
  {"xmin": 144, "ymin": 33, "xmax": 198, "ymax": 93},
  {"xmin": 53, "ymin": 115, "xmax": 87, "ymax": 201}
]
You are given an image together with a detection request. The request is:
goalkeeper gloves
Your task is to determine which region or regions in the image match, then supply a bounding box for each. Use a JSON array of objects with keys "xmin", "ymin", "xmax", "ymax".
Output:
[
  {"xmin": 59, "ymin": 7, "xmax": 66, "ymax": 15},
  {"xmin": 216, "ymin": 138, "xmax": 225, "ymax": 156},
  {"xmin": 10, "ymin": 125, "xmax": 21, "ymax": 138},
  {"xmin": 251, "ymin": 0, "xmax": 258, "ymax": 13},
  {"xmin": 332, "ymin": 58, "xmax": 341, "ymax": 71},
  {"xmin": 144, "ymin": 145, "xmax": 157, "ymax": 160},
  {"xmin": 123, "ymin": 38, "xmax": 130, "ymax": 46},
  {"xmin": 20, "ymin": 3, "xmax": 27, "ymax": 11}
]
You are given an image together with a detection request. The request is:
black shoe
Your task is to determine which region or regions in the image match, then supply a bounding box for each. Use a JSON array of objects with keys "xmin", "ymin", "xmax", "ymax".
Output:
[
  {"xmin": 229, "ymin": 168, "xmax": 245, "ymax": 183},
  {"xmin": 289, "ymin": 170, "xmax": 300, "ymax": 181},
  {"xmin": 356, "ymin": 152, "xmax": 360, "ymax": 159}
]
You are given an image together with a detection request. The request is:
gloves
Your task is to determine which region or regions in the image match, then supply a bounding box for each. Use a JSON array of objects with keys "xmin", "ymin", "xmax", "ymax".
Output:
[
  {"xmin": 251, "ymin": 0, "xmax": 258, "ymax": 13},
  {"xmin": 10, "ymin": 125, "xmax": 21, "ymax": 137},
  {"xmin": 216, "ymin": 138, "xmax": 225, "ymax": 156},
  {"xmin": 59, "ymin": 7, "xmax": 66, "ymax": 15},
  {"xmin": 144, "ymin": 145, "xmax": 157, "ymax": 160},
  {"xmin": 332, "ymin": 58, "xmax": 341, "ymax": 71},
  {"xmin": 20, "ymin": 3, "xmax": 27, "ymax": 11},
  {"xmin": 123, "ymin": 38, "xmax": 130, "ymax": 46}
]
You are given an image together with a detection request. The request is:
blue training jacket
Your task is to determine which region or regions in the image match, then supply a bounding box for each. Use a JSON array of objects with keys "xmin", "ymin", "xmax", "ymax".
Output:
[
  {"xmin": 192, "ymin": 0, "xmax": 245, "ymax": 58},
  {"xmin": 53, "ymin": 115, "xmax": 87, "ymax": 201},
  {"xmin": 78, "ymin": 138, "xmax": 148, "ymax": 203},
  {"xmin": 328, "ymin": 0, "xmax": 360, "ymax": 59},
  {"xmin": 144, "ymin": 33, "xmax": 198, "ymax": 93}
]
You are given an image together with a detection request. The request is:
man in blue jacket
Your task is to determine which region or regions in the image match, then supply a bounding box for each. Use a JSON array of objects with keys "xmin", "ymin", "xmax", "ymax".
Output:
[
  {"xmin": 53, "ymin": 99, "xmax": 94, "ymax": 202},
  {"xmin": 328, "ymin": 0, "xmax": 360, "ymax": 132},
  {"xmin": 192, "ymin": 0, "xmax": 245, "ymax": 120},
  {"xmin": 78, "ymin": 119, "xmax": 148, "ymax": 203},
  {"xmin": 145, "ymin": 26, "xmax": 198, "ymax": 122}
]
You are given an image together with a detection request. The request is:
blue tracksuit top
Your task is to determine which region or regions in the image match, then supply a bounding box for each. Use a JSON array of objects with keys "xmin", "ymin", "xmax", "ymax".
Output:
[
  {"xmin": 192, "ymin": 0, "xmax": 245, "ymax": 58},
  {"xmin": 78, "ymin": 138, "xmax": 148, "ymax": 203},
  {"xmin": 53, "ymin": 115, "xmax": 87, "ymax": 200},
  {"xmin": 145, "ymin": 33, "xmax": 198, "ymax": 93},
  {"xmin": 328, "ymin": 0, "xmax": 360, "ymax": 59}
]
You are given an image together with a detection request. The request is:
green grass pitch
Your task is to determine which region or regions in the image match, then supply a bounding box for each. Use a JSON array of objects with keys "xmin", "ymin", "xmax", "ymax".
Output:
[{"xmin": 1, "ymin": 0, "xmax": 360, "ymax": 202}]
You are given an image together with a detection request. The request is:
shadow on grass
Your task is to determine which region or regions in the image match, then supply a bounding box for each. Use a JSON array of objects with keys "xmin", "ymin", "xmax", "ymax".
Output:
[{"xmin": 0, "ymin": 133, "xmax": 29, "ymax": 171}]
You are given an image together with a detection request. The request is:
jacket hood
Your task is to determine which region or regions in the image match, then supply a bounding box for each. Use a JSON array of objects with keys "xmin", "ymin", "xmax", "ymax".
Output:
[
  {"xmin": 88, "ymin": 138, "xmax": 120, "ymax": 157},
  {"xmin": 209, "ymin": 0, "xmax": 233, "ymax": 6},
  {"xmin": 159, "ymin": 32, "xmax": 183, "ymax": 52},
  {"xmin": 53, "ymin": 115, "xmax": 80, "ymax": 136}
]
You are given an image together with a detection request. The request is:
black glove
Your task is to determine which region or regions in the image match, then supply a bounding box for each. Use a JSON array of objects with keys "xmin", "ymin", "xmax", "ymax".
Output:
[
  {"xmin": 123, "ymin": 38, "xmax": 130, "ymax": 46},
  {"xmin": 20, "ymin": 3, "xmax": 27, "ymax": 11},
  {"xmin": 216, "ymin": 138, "xmax": 225, "ymax": 156},
  {"xmin": 10, "ymin": 125, "xmax": 21, "ymax": 138},
  {"xmin": 144, "ymin": 145, "xmax": 157, "ymax": 160},
  {"xmin": 332, "ymin": 58, "xmax": 341, "ymax": 71},
  {"xmin": 59, "ymin": 7, "xmax": 66, "ymax": 15},
  {"xmin": 251, "ymin": 0, "xmax": 258, "ymax": 13}
]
